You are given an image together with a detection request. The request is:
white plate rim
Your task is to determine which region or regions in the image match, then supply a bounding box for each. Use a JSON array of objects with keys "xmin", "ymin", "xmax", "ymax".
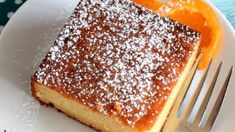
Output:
[{"xmin": 0, "ymin": 0, "xmax": 235, "ymax": 132}]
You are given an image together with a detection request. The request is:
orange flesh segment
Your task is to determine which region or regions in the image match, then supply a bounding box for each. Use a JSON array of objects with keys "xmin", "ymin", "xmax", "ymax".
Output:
[{"xmin": 158, "ymin": 0, "xmax": 223, "ymax": 69}]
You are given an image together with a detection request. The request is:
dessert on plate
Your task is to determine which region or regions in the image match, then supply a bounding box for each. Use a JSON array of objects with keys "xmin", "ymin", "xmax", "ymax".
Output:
[{"xmin": 31, "ymin": 0, "xmax": 201, "ymax": 131}]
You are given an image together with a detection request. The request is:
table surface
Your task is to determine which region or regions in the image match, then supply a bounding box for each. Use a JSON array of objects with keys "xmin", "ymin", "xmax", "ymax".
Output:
[{"xmin": 0, "ymin": 0, "xmax": 235, "ymax": 33}]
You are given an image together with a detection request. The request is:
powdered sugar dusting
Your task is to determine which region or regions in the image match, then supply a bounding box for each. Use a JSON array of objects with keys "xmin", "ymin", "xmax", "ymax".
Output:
[{"xmin": 33, "ymin": 0, "xmax": 200, "ymax": 128}]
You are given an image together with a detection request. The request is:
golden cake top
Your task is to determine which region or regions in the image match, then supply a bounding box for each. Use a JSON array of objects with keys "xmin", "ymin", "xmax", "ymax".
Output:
[{"xmin": 33, "ymin": 0, "xmax": 200, "ymax": 130}]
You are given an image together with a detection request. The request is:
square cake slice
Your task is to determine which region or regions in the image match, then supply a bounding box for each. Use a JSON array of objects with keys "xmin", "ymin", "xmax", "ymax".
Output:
[{"xmin": 31, "ymin": 0, "xmax": 201, "ymax": 131}]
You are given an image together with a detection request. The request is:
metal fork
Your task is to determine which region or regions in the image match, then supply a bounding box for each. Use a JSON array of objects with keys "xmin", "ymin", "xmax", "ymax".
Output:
[{"xmin": 162, "ymin": 58, "xmax": 233, "ymax": 132}]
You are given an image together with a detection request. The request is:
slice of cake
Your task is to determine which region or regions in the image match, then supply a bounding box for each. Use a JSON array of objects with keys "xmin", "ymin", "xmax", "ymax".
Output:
[{"xmin": 31, "ymin": 0, "xmax": 201, "ymax": 131}]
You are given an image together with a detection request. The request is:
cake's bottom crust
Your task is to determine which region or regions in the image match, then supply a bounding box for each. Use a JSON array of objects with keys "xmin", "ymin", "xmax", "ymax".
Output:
[{"xmin": 32, "ymin": 46, "xmax": 198, "ymax": 132}]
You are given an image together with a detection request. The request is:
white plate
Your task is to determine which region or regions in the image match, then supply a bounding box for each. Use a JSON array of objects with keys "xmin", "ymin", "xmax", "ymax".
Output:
[{"xmin": 0, "ymin": 0, "xmax": 234, "ymax": 131}]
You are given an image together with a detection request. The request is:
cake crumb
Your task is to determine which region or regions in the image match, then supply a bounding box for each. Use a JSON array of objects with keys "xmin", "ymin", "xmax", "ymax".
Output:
[
  {"xmin": 113, "ymin": 102, "xmax": 122, "ymax": 114},
  {"xmin": 96, "ymin": 102, "xmax": 104, "ymax": 112}
]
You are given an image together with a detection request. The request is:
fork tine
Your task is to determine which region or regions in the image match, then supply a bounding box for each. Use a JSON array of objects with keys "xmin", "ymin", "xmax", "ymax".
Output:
[
  {"xmin": 176, "ymin": 55, "xmax": 202, "ymax": 112},
  {"xmin": 205, "ymin": 66, "xmax": 233, "ymax": 129},
  {"xmin": 193, "ymin": 62, "xmax": 222, "ymax": 125},
  {"xmin": 161, "ymin": 56, "xmax": 202, "ymax": 132},
  {"xmin": 181, "ymin": 59, "xmax": 213, "ymax": 121}
]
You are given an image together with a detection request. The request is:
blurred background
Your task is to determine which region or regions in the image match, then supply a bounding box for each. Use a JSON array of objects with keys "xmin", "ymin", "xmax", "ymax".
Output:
[
  {"xmin": 211, "ymin": 0, "xmax": 235, "ymax": 28},
  {"xmin": 0, "ymin": 0, "xmax": 235, "ymax": 33}
]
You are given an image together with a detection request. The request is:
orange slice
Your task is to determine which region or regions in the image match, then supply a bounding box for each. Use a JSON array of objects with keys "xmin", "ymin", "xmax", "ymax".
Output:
[
  {"xmin": 157, "ymin": 0, "xmax": 223, "ymax": 69},
  {"xmin": 132, "ymin": 0, "xmax": 163, "ymax": 11}
]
